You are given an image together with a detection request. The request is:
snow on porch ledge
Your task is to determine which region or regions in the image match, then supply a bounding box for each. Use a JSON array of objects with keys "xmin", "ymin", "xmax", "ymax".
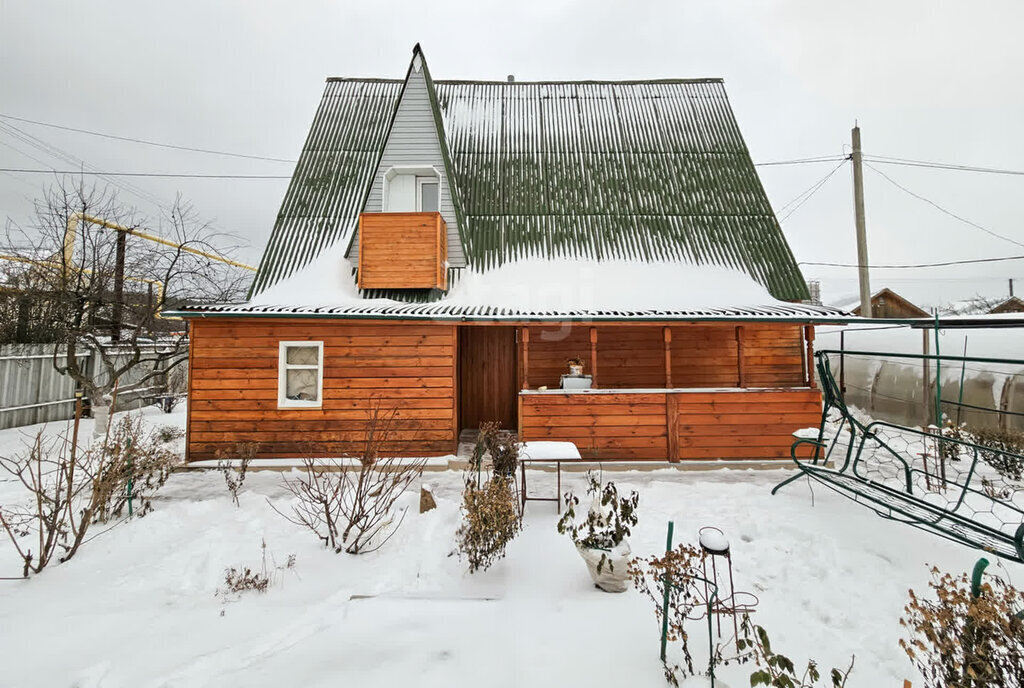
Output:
[{"xmin": 172, "ymin": 255, "xmax": 848, "ymax": 321}]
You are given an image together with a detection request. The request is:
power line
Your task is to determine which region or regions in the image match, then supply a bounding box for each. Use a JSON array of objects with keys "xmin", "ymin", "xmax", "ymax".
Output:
[
  {"xmin": 865, "ymin": 154, "xmax": 1024, "ymax": 177},
  {"xmin": 755, "ymin": 155, "xmax": 847, "ymax": 167},
  {"xmin": 865, "ymin": 162, "xmax": 1024, "ymax": 250},
  {"xmin": 800, "ymin": 254, "xmax": 1024, "ymax": 269},
  {"xmin": 776, "ymin": 158, "xmax": 849, "ymax": 222},
  {"xmin": 0, "ymin": 112, "xmax": 297, "ymax": 164},
  {"xmin": 0, "ymin": 168, "xmax": 291, "ymax": 179}
]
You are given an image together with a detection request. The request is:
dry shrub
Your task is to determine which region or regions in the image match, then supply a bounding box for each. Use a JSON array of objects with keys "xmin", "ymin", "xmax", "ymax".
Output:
[
  {"xmin": 468, "ymin": 421, "xmax": 520, "ymax": 480},
  {"xmin": 219, "ymin": 540, "xmax": 296, "ymax": 598},
  {"xmin": 628, "ymin": 543, "xmax": 706, "ymax": 681},
  {"xmin": 0, "ymin": 413, "xmax": 176, "ymax": 576},
  {"xmin": 216, "ymin": 441, "xmax": 257, "ymax": 507},
  {"xmin": 92, "ymin": 415, "xmax": 177, "ymax": 521},
  {"xmin": 900, "ymin": 564, "xmax": 1024, "ymax": 687},
  {"xmin": 966, "ymin": 427, "xmax": 1024, "ymax": 482},
  {"xmin": 455, "ymin": 475, "xmax": 522, "ymax": 573},
  {"xmin": 271, "ymin": 405, "xmax": 426, "ymax": 554}
]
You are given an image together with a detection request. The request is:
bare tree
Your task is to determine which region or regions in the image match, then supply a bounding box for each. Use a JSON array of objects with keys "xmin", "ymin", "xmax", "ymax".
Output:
[{"xmin": 4, "ymin": 179, "xmax": 248, "ymax": 432}]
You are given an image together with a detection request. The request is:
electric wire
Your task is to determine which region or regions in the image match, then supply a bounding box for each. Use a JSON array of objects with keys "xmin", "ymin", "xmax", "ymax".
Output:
[
  {"xmin": 755, "ymin": 155, "xmax": 847, "ymax": 167},
  {"xmin": 776, "ymin": 158, "xmax": 849, "ymax": 222},
  {"xmin": 865, "ymin": 162, "xmax": 1024, "ymax": 250},
  {"xmin": 0, "ymin": 168, "xmax": 291, "ymax": 179},
  {"xmin": 800, "ymin": 255, "xmax": 1024, "ymax": 269},
  {"xmin": 0, "ymin": 112, "xmax": 297, "ymax": 164},
  {"xmin": 865, "ymin": 154, "xmax": 1024, "ymax": 177}
]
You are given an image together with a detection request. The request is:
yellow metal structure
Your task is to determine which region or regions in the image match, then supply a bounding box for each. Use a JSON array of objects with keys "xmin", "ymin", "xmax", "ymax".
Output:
[{"xmin": 63, "ymin": 212, "xmax": 256, "ymax": 273}]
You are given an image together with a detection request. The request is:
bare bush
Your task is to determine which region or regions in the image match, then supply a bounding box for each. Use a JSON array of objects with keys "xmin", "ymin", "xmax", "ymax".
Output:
[
  {"xmin": 735, "ymin": 616, "xmax": 854, "ymax": 688},
  {"xmin": 271, "ymin": 406, "xmax": 426, "ymax": 554},
  {"xmin": 216, "ymin": 441, "xmax": 257, "ymax": 507},
  {"xmin": 0, "ymin": 411, "xmax": 174, "ymax": 576},
  {"xmin": 900, "ymin": 563, "xmax": 1024, "ymax": 687}
]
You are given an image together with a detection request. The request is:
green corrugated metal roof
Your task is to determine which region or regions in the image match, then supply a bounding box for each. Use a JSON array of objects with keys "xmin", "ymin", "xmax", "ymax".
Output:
[{"xmin": 250, "ymin": 51, "xmax": 809, "ymax": 301}]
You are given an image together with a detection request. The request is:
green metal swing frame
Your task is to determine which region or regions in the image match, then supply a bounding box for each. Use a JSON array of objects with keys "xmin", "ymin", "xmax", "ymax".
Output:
[{"xmin": 772, "ymin": 350, "xmax": 1024, "ymax": 563}]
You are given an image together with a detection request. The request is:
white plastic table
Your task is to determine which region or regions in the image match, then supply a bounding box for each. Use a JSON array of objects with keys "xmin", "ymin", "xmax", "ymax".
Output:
[{"xmin": 518, "ymin": 441, "xmax": 583, "ymax": 513}]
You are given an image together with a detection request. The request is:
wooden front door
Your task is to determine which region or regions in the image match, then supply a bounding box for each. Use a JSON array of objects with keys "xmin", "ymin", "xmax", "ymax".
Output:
[{"xmin": 459, "ymin": 326, "xmax": 518, "ymax": 432}]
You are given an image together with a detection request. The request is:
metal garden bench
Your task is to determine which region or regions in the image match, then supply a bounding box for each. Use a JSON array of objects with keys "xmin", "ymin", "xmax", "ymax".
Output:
[{"xmin": 773, "ymin": 352, "xmax": 1024, "ymax": 563}]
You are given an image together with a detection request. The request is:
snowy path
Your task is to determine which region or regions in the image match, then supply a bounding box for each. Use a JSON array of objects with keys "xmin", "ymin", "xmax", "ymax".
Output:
[{"xmin": 0, "ymin": 412, "xmax": 1016, "ymax": 687}]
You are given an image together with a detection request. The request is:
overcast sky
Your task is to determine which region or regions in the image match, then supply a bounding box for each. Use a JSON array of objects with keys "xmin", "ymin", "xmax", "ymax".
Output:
[{"xmin": 2, "ymin": 0, "xmax": 1023, "ymax": 308}]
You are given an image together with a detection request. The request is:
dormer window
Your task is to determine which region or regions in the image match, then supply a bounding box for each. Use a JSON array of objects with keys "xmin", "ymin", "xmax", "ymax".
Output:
[
  {"xmin": 358, "ymin": 166, "xmax": 447, "ymax": 290},
  {"xmin": 383, "ymin": 167, "xmax": 441, "ymax": 213}
]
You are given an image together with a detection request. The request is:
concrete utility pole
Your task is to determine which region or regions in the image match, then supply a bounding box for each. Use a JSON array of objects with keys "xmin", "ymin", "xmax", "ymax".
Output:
[{"xmin": 851, "ymin": 124, "xmax": 872, "ymax": 317}]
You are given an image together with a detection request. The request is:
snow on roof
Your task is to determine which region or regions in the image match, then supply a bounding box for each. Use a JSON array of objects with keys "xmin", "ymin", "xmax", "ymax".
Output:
[{"xmin": 176, "ymin": 250, "xmax": 847, "ymax": 321}]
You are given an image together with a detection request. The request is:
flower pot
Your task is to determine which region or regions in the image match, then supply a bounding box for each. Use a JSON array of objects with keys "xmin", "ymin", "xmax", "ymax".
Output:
[
  {"xmin": 576, "ymin": 540, "xmax": 632, "ymax": 593},
  {"xmin": 568, "ymin": 364, "xmax": 584, "ymax": 376}
]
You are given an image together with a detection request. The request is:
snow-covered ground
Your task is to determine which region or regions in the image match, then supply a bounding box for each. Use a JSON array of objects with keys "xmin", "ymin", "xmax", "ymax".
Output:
[{"xmin": 0, "ymin": 408, "xmax": 1015, "ymax": 687}]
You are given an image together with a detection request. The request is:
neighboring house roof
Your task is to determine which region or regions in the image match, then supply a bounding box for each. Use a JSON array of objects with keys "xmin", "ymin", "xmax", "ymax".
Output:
[
  {"xmin": 830, "ymin": 287, "xmax": 929, "ymax": 318},
  {"xmin": 248, "ymin": 45, "xmax": 809, "ymax": 303},
  {"xmin": 989, "ymin": 296, "xmax": 1024, "ymax": 314}
]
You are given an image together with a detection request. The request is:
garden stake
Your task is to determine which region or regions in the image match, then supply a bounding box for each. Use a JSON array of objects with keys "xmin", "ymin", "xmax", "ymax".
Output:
[
  {"xmin": 956, "ymin": 337, "xmax": 968, "ymax": 427},
  {"xmin": 933, "ymin": 313, "xmax": 942, "ymax": 429},
  {"xmin": 660, "ymin": 520, "xmax": 674, "ymax": 662},
  {"xmin": 126, "ymin": 437, "xmax": 133, "ymax": 517},
  {"xmin": 963, "ymin": 557, "xmax": 990, "ymax": 686}
]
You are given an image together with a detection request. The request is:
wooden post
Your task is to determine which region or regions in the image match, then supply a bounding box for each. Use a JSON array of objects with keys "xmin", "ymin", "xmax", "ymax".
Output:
[
  {"xmin": 452, "ymin": 325, "xmax": 459, "ymax": 451},
  {"xmin": 735, "ymin": 326, "xmax": 745, "ymax": 388},
  {"xmin": 804, "ymin": 325, "xmax": 816, "ymax": 388},
  {"xmin": 923, "ymin": 329, "xmax": 931, "ymax": 426},
  {"xmin": 521, "ymin": 327, "xmax": 530, "ymax": 390},
  {"xmin": 663, "ymin": 327, "xmax": 673, "ymax": 388},
  {"xmin": 111, "ymin": 229, "xmax": 126, "ymax": 342},
  {"xmin": 667, "ymin": 393, "xmax": 680, "ymax": 463},
  {"xmin": 590, "ymin": 327, "xmax": 598, "ymax": 389}
]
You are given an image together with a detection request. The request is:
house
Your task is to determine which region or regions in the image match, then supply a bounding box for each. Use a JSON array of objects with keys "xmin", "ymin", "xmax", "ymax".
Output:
[
  {"xmin": 833, "ymin": 288, "xmax": 929, "ymax": 319},
  {"xmin": 989, "ymin": 296, "xmax": 1024, "ymax": 314},
  {"xmin": 169, "ymin": 45, "xmax": 848, "ymax": 463}
]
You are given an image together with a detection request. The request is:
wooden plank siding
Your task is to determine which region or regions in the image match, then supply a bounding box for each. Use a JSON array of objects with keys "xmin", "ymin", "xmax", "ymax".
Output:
[
  {"xmin": 357, "ymin": 212, "xmax": 447, "ymax": 290},
  {"xmin": 520, "ymin": 388, "xmax": 821, "ymax": 461},
  {"xmin": 187, "ymin": 319, "xmax": 458, "ymax": 461}
]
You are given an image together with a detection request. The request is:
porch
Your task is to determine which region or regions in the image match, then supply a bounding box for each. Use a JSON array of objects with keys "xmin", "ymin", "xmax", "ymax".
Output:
[{"xmin": 457, "ymin": 322, "xmax": 823, "ymax": 461}]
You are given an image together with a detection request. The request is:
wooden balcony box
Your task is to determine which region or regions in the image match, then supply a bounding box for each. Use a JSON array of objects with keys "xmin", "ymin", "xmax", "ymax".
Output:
[{"xmin": 357, "ymin": 212, "xmax": 447, "ymax": 290}]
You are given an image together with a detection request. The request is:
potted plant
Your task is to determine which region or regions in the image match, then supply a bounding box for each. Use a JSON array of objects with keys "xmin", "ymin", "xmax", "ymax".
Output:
[
  {"xmin": 557, "ymin": 473, "xmax": 639, "ymax": 592},
  {"xmin": 566, "ymin": 356, "xmax": 585, "ymax": 376}
]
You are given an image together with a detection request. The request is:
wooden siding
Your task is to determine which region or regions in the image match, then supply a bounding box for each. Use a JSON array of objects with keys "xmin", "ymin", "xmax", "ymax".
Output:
[
  {"xmin": 520, "ymin": 388, "xmax": 821, "ymax": 461},
  {"xmin": 523, "ymin": 323, "xmax": 810, "ymax": 390},
  {"xmin": 459, "ymin": 326, "xmax": 517, "ymax": 431},
  {"xmin": 187, "ymin": 319, "xmax": 457, "ymax": 461},
  {"xmin": 520, "ymin": 392, "xmax": 669, "ymax": 460},
  {"xmin": 358, "ymin": 212, "xmax": 446, "ymax": 289},
  {"xmin": 522, "ymin": 325, "xmax": 592, "ymax": 389},
  {"xmin": 355, "ymin": 64, "xmax": 464, "ymax": 266}
]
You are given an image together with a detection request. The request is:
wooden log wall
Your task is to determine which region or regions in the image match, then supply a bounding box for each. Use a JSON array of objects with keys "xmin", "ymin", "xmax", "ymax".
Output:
[
  {"xmin": 519, "ymin": 388, "xmax": 821, "ymax": 461},
  {"xmin": 187, "ymin": 319, "xmax": 457, "ymax": 461}
]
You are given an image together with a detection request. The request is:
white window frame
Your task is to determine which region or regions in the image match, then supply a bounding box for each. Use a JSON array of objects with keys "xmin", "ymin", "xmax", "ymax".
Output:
[
  {"xmin": 381, "ymin": 166, "xmax": 441, "ymax": 212},
  {"xmin": 416, "ymin": 176, "xmax": 440, "ymax": 213},
  {"xmin": 277, "ymin": 341, "xmax": 324, "ymax": 409}
]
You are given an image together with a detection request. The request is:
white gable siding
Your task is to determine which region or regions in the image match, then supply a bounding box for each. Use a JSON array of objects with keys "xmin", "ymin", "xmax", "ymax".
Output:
[{"xmin": 351, "ymin": 67, "xmax": 464, "ymax": 267}]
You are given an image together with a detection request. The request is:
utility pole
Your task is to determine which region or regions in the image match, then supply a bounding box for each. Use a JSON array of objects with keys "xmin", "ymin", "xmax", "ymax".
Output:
[
  {"xmin": 111, "ymin": 230, "xmax": 126, "ymax": 342},
  {"xmin": 1010, "ymin": 278, "xmax": 1015, "ymax": 298},
  {"xmin": 851, "ymin": 124, "xmax": 872, "ymax": 317}
]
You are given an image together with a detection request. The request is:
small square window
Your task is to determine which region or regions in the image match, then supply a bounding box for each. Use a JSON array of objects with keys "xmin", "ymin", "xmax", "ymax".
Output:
[{"xmin": 278, "ymin": 341, "xmax": 323, "ymax": 408}]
